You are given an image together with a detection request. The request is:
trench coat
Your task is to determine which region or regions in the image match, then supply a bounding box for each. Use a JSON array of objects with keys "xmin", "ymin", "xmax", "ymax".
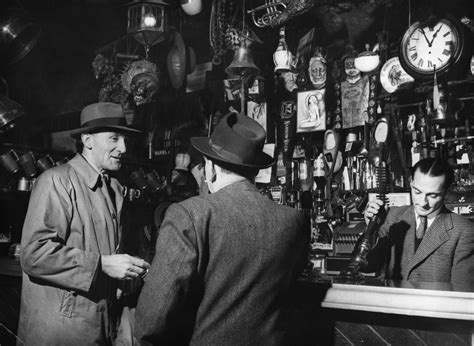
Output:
[
  {"xmin": 18, "ymin": 154, "xmax": 124, "ymax": 345},
  {"xmin": 135, "ymin": 180, "xmax": 310, "ymax": 345},
  {"xmin": 366, "ymin": 205, "xmax": 474, "ymax": 285}
]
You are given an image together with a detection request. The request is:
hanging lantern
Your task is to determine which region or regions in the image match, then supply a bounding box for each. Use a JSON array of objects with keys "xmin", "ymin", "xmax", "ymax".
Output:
[
  {"xmin": 273, "ymin": 26, "xmax": 292, "ymax": 72},
  {"xmin": 126, "ymin": 0, "xmax": 169, "ymax": 47}
]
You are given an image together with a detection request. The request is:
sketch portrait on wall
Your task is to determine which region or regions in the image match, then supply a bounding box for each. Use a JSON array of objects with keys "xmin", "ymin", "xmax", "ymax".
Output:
[
  {"xmin": 341, "ymin": 74, "xmax": 369, "ymax": 128},
  {"xmin": 296, "ymin": 89, "xmax": 326, "ymax": 133}
]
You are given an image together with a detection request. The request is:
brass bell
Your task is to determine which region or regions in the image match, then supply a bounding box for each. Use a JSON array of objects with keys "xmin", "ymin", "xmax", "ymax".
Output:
[{"xmin": 226, "ymin": 41, "xmax": 260, "ymax": 78}]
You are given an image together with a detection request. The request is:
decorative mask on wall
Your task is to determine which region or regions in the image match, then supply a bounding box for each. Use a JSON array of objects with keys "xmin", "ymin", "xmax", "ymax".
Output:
[
  {"xmin": 281, "ymin": 70, "xmax": 298, "ymax": 92},
  {"xmin": 308, "ymin": 47, "xmax": 327, "ymax": 89},
  {"xmin": 122, "ymin": 60, "xmax": 159, "ymax": 106},
  {"xmin": 130, "ymin": 72, "xmax": 159, "ymax": 106}
]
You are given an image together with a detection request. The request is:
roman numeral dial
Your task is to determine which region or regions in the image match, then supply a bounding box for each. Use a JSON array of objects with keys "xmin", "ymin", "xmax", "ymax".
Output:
[{"xmin": 400, "ymin": 16, "xmax": 463, "ymax": 79}]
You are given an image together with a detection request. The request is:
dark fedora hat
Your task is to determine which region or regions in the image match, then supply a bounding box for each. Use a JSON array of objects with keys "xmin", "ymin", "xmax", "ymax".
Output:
[
  {"xmin": 191, "ymin": 112, "xmax": 274, "ymax": 169},
  {"xmin": 70, "ymin": 102, "xmax": 141, "ymax": 138}
]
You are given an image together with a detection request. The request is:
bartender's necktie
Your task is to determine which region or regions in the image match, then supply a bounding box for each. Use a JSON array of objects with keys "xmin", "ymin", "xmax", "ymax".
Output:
[{"xmin": 416, "ymin": 215, "xmax": 427, "ymax": 239}]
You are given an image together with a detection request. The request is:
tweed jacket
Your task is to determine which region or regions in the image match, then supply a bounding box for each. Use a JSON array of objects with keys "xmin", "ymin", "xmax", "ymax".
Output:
[
  {"xmin": 366, "ymin": 205, "xmax": 474, "ymax": 285},
  {"xmin": 18, "ymin": 154, "xmax": 124, "ymax": 345},
  {"xmin": 135, "ymin": 180, "xmax": 310, "ymax": 346}
]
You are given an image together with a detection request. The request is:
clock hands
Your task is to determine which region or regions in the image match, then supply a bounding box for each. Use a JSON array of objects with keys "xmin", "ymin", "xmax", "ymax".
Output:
[
  {"xmin": 418, "ymin": 28, "xmax": 432, "ymax": 47},
  {"xmin": 429, "ymin": 25, "xmax": 444, "ymax": 46}
]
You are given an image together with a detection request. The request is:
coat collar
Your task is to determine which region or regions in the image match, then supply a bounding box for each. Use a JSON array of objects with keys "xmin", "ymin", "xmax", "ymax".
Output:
[
  {"xmin": 408, "ymin": 206, "xmax": 453, "ymax": 274},
  {"xmin": 68, "ymin": 154, "xmax": 102, "ymax": 189},
  {"xmin": 218, "ymin": 179, "xmax": 258, "ymax": 194}
]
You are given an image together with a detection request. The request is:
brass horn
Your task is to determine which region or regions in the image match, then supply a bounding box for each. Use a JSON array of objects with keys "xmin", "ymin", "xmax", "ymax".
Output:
[{"xmin": 247, "ymin": 0, "xmax": 287, "ymax": 28}]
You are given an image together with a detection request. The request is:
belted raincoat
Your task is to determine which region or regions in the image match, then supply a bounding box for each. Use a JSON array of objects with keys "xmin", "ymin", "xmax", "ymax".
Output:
[{"xmin": 18, "ymin": 154, "xmax": 124, "ymax": 345}]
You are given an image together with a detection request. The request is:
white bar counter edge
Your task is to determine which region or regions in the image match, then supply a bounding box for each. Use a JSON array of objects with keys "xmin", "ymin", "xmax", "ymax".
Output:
[{"xmin": 321, "ymin": 282, "xmax": 474, "ymax": 320}]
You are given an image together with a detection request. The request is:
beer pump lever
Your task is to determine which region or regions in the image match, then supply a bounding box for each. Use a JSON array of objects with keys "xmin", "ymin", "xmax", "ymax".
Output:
[
  {"xmin": 340, "ymin": 202, "xmax": 387, "ymax": 277},
  {"xmin": 340, "ymin": 116, "xmax": 391, "ymax": 279}
]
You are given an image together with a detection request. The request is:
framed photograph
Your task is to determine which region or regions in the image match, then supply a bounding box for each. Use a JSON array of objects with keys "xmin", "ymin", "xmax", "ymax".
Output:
[
  {"xmin": 247, "ymin": 101, "xmax": 267, "ymax": 133},
  {"xmin": 296, "ymin": 89, "xmax": 326, "ymax": 133},
  {"xmin": 223, "ymin": 78, "xmax": 242, "ymax": 101}
]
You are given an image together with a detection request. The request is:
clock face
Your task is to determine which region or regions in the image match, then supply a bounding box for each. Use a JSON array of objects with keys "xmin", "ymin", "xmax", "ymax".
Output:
[{"xmin": 400, "ymin": 18, "xmax": 463, "ymax": 78}]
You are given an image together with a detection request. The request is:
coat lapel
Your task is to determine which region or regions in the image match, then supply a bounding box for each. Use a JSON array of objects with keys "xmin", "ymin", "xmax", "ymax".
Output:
[
  {"xmin": 408, "ymin": 210, "xmax": 452, "ymax": 275},
  {"xmin": 403, "ymin": 209, "xmax": 416, "ymax": 259}
]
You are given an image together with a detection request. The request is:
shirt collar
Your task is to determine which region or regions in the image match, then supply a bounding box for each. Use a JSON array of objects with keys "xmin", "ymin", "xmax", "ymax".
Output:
[{"xmin": 415, "ymin": 212, "xmax": 437, "ymax": 229}]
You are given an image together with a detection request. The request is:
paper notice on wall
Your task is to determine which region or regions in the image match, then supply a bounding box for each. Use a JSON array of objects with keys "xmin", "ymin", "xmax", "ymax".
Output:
[
  {"xmin": 186, "ymin": 62, "xmax": 212, "ymax": 93},
  {"xmin": 255, "ymin": 143, "xmax": 275, "ymax": 184}
]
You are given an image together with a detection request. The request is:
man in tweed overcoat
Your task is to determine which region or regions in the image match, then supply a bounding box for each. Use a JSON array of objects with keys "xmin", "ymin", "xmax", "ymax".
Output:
[{"xmin": 135, "ymin": 113, "xmax": 310, "ymax": 345}]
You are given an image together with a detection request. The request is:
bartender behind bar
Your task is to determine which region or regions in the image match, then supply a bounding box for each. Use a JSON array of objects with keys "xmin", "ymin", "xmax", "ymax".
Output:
[{"xmin": 364, "ymin": 157, "xmax": 474, "ymax": 285}]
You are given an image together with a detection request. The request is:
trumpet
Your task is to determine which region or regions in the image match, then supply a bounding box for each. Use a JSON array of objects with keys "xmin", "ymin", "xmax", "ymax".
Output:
[{"xmin": 247, "ymin": 0, "xmax": 287, "ymax": 28}]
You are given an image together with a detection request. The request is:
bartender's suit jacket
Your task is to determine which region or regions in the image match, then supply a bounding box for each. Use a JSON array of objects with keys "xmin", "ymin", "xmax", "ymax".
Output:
[
  {"xmin": 18, "ymin": 154, "xmax": 123, "ymax": 345},
  {"xmin": 366, "ymin": 205, "xmax": 474, "ymax": 285},
  {"xmin": 135, "ymin": 180, "xmax": 310, "ymax": 346}
]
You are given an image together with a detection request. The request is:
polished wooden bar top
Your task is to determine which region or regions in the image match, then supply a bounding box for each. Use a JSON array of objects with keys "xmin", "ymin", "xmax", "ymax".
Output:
[{"xmin": 299, "ymin": 274, "xmax": 474, "ymax": 321}]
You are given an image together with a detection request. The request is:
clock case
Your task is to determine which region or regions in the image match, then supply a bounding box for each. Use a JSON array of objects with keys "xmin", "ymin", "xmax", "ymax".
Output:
[{"xmin": 399, "ymin": 14, "xmax": 472, "ymax": 81}]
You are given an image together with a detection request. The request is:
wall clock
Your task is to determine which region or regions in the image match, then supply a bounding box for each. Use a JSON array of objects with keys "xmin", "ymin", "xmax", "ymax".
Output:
[{"xmin": 399, "ymin": 15, "xmax": 467, "ymax": 79}]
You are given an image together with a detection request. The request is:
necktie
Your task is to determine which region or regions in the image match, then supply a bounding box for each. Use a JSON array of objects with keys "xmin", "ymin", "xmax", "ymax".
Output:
[{"xmin": 416, "ymin": 215, "xmax": 427, "ymax": 239}]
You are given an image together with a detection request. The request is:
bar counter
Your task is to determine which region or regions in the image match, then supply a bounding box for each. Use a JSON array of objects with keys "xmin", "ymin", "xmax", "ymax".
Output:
[
  {"xmin": 291, "ymin": 273, "xmax": 473, "ymax": 345},
  {"xmin": 1, "ymin": 260, "xmax": 473, "ymax": 345}
]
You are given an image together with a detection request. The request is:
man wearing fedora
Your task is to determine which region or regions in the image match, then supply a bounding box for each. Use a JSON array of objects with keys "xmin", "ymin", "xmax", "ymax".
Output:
[
  {"xmin": 18, "ymin": 102, "xmax": 150, "ymax": 345},
  {"xmin": 135, "ymin": 113, "xmax": 310, "ymax": 345}
]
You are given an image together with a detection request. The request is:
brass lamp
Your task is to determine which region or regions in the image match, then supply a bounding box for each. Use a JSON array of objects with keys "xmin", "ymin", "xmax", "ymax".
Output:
[
  {"xmin": 126, "ymin": 0, "xmax": 169, "ymax": 47},
  {"xmin": 0, "ymin": 77, "xmax": 24, "ymax": 132},
  {"xmin": 0, "ymin": 9, "xmax": 41, "ymax": 65}
]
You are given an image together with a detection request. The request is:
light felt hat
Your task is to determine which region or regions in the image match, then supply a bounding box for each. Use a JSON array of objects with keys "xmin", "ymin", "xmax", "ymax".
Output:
[{"xmin": 70, "ymin": 102, "xmax": 141, "ymax": 138}]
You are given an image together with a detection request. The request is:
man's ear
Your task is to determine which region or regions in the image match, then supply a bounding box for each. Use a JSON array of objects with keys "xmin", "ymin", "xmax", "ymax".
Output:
[{"xmin": 81, "ymin": 133, "xmax": 93, "ymax": 150}]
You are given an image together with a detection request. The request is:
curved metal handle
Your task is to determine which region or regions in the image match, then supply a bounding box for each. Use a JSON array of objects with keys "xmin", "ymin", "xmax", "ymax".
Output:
[{"xmin": 247, "ymin": 1, "xmax": 286, "ymax": 28}]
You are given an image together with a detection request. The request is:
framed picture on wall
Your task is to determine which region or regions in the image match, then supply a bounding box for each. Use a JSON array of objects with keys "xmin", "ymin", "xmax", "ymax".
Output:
[
  {"xmin": 296, "ymin": 89, "xmax": 326, "ymax": 133},
  {"xmin": 247, "ymin": 100, "xmax": 267, "ymax": 133}
]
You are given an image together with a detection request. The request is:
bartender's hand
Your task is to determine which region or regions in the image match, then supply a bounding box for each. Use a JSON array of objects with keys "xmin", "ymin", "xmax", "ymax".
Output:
[
  {"xmin": 101, "ymin": 254, "xmax": 150, "ymax": 280},
  {"xmin": 364, "ymin": 199, "xmax": 385, "ymax": 225}
]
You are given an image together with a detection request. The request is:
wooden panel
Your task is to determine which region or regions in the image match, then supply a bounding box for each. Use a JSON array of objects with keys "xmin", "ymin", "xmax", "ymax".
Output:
[
  {"xmin": 335, "ymin": 321, "xmax": 390, "ymax": 345},
  {"xmin": 0, "ymin": 275, "xmax": 21, "ymax": 344}
]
